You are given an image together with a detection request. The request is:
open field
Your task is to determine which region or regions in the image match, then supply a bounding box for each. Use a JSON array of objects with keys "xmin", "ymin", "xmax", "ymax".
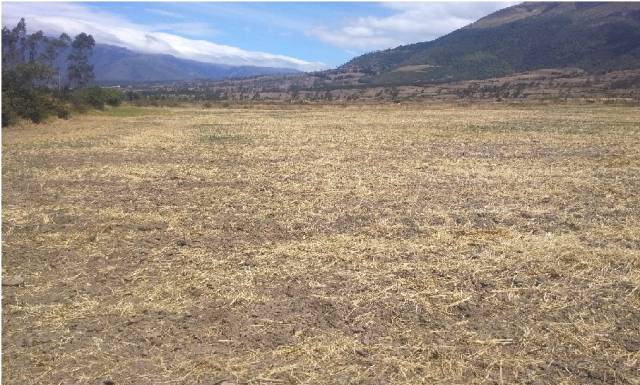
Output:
[{"xmin": 2, "ymin": 104, "xmax": 640, "ymax": 384}]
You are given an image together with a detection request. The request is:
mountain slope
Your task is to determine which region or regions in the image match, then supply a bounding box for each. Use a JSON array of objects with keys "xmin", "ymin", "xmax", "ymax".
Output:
[
  {"xmin": 341, "ymin": 2, "xmax": 640, "ymax": 85},
  {"xmin": 90, "ymin": 44, "xmax": 299, "ymax": 83}
]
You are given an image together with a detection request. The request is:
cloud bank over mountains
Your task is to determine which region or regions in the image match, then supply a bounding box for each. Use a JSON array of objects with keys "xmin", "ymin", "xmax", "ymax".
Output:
[
  {"xmin": 311, "ymin": 2, "xmax": 512, "ymax": 50},
  {"xmin": 2, "ymin": 2, "xmax": 327, "ymax": 71},
  {"xmin": 2, "ymin": 2, "xmax": 512, "ymax": 70}
]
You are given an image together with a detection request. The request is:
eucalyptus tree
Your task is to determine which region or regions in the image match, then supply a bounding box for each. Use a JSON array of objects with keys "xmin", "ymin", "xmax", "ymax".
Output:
[{"xmin": 67, "ymin": 33, "xmax": 95, "ymax": 88}]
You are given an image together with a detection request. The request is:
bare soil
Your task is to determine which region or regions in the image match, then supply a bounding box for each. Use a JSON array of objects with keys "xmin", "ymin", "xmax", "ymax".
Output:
[{"xmin": 2, "ymin": 104, "xmax": 640, "ymax": 384}]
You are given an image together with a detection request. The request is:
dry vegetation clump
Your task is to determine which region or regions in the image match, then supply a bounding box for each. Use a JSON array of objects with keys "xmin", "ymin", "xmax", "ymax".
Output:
[{"xmin": 2, "ymin": 104, "xmax": 640, "ymax": 384}]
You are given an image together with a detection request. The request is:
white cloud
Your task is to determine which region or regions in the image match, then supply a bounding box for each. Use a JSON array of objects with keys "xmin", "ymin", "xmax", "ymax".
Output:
[
  {"xmin": 310, "ymin": 2, "xmax": 514, "ymax": 52},
  {"xmin": 144, "ymin": 8, "xmax": 184, "ymax": 19},
  {"xmin": 152, "ymin": 22, "xmax": 219, "ymax": 39},
  {"xmin": 1, "ymin": 2, "xmax": 327, "ymax": 71}
]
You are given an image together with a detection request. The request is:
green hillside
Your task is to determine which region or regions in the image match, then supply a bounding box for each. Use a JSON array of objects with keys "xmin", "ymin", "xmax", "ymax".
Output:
[{"xmin": 341, "ymin": 2, "xmax": 640, "ymax": 85}]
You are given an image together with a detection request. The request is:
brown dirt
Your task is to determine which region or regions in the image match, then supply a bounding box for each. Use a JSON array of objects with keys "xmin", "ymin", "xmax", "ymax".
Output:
[{"xmin": 2, "ymin": 104, "xmax": 640, "ymax": 384}]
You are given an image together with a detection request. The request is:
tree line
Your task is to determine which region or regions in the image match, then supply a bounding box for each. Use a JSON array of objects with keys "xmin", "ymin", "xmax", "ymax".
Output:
[{"xmin": 2, "ymin": 18, "xmax": 123, "ymax": 126}]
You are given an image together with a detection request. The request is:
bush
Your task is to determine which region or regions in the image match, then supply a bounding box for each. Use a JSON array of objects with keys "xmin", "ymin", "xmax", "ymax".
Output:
[
  {"xmin": 2, "ymin": 88, "xmax": 17, "ymax": 127},
  {"xmin": 104, "ymin": 89, "xmax": 123, "ymax": 107},
  {"xmin": 125, "ymin": 91, "xmax": 140, "ymax": 101},
  {"xmin": 71, "ymin": 87, "xmax": 103, "ymax": 109},
  {"xmin": 70, "ymin": 87, "xmax": 124, "ymax": 110},
  {"xmin": 3, "ymin": 88, "xmax": 59, "ymax": 125},
  {"xmin": 2, "ymin": 63, "xmax": 62, "ymax": 126},
  {"xmin": 54, "ymin": 101, "xmax": 71, "ymax": 119}
]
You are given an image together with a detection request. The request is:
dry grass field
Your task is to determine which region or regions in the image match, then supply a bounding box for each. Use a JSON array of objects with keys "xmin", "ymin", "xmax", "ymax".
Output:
[{"xmin": 2, "ymin": 103, "xmax": 640, "ymax": 384}]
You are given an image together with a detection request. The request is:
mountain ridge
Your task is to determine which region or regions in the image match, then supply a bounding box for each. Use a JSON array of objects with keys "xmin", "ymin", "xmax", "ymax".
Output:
[
  {"xmin": 338, "ymin": 2, "xmax": 640, "ymax": 85},
  {"xmin": 91, "ymin": 44, "xmax": 300, "ymax": 83}
]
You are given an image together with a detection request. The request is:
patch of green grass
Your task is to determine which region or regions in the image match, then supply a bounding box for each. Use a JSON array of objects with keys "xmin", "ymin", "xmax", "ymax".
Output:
[{"xmin": 193, "ymin": 123, "xmax": 248, "ymax": 144}]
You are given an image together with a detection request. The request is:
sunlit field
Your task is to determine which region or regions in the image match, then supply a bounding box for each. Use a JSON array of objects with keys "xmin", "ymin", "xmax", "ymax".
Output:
[{"xmin": 3, "ymin": 104, "xmax": 639, "ymax": 384}]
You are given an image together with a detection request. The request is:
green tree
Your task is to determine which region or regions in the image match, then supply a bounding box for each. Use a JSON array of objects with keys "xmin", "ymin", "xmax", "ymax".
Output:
[
  {"xmin": 2, "ymin": 18, "xmax": 27, "ymax": 66},
  {"xmin": 67, "ymin": 33, "xmax": 95, "ymax": 88},
  {"xmin": 1, "ymin": 19, "xmax": 72, "ymax": 126},
  {"xmin": 25, "ymin": 30, "xmax": 44, "ymax": 62},
  {"xmin": 42, "ymin": 33, "xmax": 71, "ymax": 90},
  {"xmin": 2, "ymin": 62, "xmax": 59, "ymax": 126}
]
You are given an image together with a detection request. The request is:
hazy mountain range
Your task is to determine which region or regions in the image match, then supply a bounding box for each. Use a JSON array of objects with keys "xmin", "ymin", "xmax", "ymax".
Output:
[
  {"xmin": 91, "ymin": 44, "xmax": 299, "ymax": 83},
  {"xmin": 89, "ymin": 2, "xmax": 640, "ymax": 86}
]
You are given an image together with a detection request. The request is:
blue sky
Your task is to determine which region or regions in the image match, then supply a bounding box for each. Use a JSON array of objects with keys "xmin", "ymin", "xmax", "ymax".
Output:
[{"xmin": 2, "ymin": 2, "xmax": 512, "ymax": 71}]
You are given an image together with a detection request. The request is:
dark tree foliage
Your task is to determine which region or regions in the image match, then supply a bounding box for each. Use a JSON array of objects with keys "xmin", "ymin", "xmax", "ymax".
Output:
[
  {"xmin": 2, "ymin": 62, "xmax": 68, "ymax": 125},
  {"xmin": 2, "ymin": 18, "xmax": 27, "ymax": 66},
  {"xmin": 67, "ymin": 33, "xmax": 95, "ymax": 88},
  {"xmin": 25, "ymin": 30, "xmax": 44, "ymax": 62},
  {"xmin": 42, "ymin": 34, "xmax": 71, "ymax": 72},
  {"xmin": 70, "ymin": 87, "xmax": 123, "ymax": 110},
  {"xmin": 1, "ymin": 19, "xmax": 113, "ymax": 126}
]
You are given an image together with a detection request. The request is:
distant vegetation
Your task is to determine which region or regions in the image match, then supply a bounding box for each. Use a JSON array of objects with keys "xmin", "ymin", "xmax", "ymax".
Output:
[
  {"xmin": 111, "ymin": 2, "xmax": 640, "ymax": 105},
  {"xmin": 2, "ymin": 18, "xmax": 123, "ymax": 126},
  {"xmin": 342, "ymin": 2, "xmax": 640, "ymax": 85},
  {"xmin": 5, "ymin": 2, "xmax": 640, "ymax": 121}
]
